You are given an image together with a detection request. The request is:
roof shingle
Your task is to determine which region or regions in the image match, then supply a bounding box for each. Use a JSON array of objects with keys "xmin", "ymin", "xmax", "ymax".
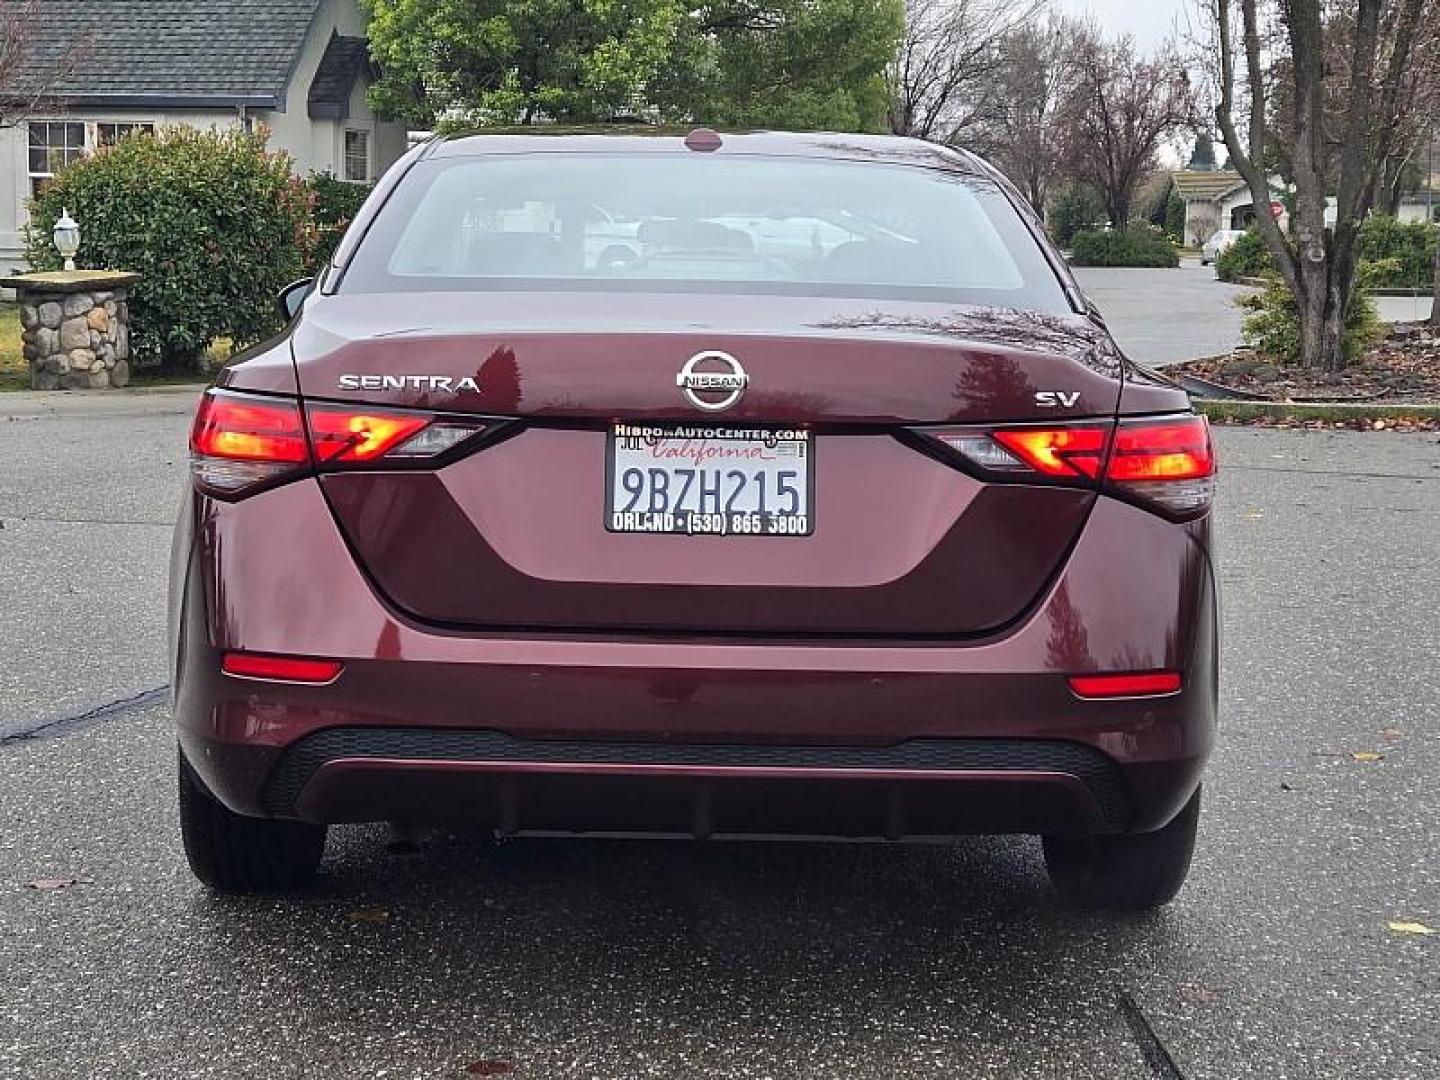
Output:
[{"xmin": 0, "ymin": 0, "xmax": 323, "ymax": 107}]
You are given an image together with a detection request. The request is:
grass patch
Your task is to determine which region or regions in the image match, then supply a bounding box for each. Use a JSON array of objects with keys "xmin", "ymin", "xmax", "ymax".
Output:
[
  {"xmin": 0, "ymin": 302, "xmax": 26, "ymax": 390},
  {"xmin": 1197, "ymin": 398, "xmax": 1440, "ymax": 423}
]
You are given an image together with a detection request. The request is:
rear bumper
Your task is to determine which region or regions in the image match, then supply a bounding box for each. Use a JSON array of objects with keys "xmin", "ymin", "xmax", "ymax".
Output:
[
  {"xmin": 171, "ymin": 481, "xmax": 1218, "ymax": 836},
  {"xmin": 264, "ymin": 729, "xmax": 1133, "ymax": 836}
]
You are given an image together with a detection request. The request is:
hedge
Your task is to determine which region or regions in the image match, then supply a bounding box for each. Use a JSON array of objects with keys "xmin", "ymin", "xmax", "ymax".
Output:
[
  {"xmin": 1069, "ymin": 226, "xmax": 1179, "ymax": 268},
  {"xmin": 1358, "ymin": 215, "xmax": 1436, "ymax": 289}
]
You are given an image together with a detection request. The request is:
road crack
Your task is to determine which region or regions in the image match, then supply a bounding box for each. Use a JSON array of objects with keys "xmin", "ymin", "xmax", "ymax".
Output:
[
  {"xmin": 1119, "ymin": 993, "xmax": 1187, "ymax": 1080},
  {"xmin": 0, "ymin": 685, "xmax": 169, "ymax": 746}
]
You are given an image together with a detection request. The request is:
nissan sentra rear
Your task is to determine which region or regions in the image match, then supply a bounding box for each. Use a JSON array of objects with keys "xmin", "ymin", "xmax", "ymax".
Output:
[{"xmin": 170, "ymin": 130, "xmax": 1217, "ymax": 909}]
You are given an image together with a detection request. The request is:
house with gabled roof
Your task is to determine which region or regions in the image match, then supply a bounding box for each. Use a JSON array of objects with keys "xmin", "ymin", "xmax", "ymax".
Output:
[
  {"xmin": 1171, "ymin": 169, "xmax": 1268, "ymax": 248},
  {"xmin": 0, "ymin": 0, "xmax": 409, "ymax": 274}
]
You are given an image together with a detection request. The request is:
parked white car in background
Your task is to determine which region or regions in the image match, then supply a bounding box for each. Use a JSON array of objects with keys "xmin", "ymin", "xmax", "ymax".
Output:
[{"xmin": 1201, "ymin": 229, "xmax": 1247, "ymax": 266}]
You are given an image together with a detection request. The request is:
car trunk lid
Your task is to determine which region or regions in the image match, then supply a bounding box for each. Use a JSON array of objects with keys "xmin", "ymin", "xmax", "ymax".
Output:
[{"xmin": 297, "ymin": 292, "xmax": 1120, "ymax": 636}]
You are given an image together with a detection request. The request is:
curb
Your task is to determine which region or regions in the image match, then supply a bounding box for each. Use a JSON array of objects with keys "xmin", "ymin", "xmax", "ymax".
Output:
[
  {"xmin": 0, "ymin": 384, "xmax": 203, "ymax": 419},
  {"xmin": 1229, "ymin": 274, "xmax": 1435, "ymax": 297},
  {"xmin": 1196, "ymin": 398, "xmax": 1440, "ymax": 423}
]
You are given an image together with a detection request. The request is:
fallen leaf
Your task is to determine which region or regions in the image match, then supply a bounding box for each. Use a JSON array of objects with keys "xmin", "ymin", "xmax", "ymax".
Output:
[
  {"xmin": 346, "ymin": 906, "xmax": 391, "ymax": 924},
  {"xmin": 465, "ymin": 1062, "xmax": 514, "ymax": 1076},
  {"xmin": 1242, "ymin": 511, "xmax": 1265, "ymax": 519},
  {"xmin": 1350, "ymin": 751, "xmax": 1384, "ymax": 762},
  {"xmin": 1380, "ymin": 728, "xmax": 1403, "ymax": 741},
  {"xmin": 1387, "ymin": 921, "xmax": 1435, "ymax": 936},
  {"xmin": 25, "ymin": 877, "xmax": 91, "ymax": 891},
  {"xmin": 1180, "ymin": 984, "xmax": 1222, "ymax": 1003}
]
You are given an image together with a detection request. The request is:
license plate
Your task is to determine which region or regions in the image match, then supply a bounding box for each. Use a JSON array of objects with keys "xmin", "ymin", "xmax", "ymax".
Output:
[{"xmin": 606, "ymin": 423, "xmax": 814, "ymax": 536}]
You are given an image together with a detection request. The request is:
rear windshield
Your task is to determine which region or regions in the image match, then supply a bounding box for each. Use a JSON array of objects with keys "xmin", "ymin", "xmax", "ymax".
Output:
[{"xmin": 339, "ymin": 153, "xmax": 1070, "ymax": 310}]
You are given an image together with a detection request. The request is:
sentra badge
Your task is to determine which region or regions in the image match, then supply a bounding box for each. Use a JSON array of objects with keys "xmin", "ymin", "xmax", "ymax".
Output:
[{"xmin": 339, "ymin": 374, "xmax": 481, "ymax": 393}]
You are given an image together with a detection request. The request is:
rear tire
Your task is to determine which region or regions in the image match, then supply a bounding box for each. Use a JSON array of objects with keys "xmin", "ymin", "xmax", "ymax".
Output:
[
  {"xmin": 1042, "ymin": 787, "xmax": 1200, "ymax": 911},
  {"xmin": 178, "ymin": 749, "xmax": 326, "ymax": 893}
]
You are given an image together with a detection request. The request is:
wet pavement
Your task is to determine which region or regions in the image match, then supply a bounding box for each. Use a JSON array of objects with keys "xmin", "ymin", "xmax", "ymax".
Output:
[{"xmin": 1, "ymin": 404, "xmax": 1438, "ymax": 1078}]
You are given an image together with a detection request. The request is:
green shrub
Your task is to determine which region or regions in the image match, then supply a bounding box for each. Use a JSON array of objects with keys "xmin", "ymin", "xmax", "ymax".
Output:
[
  {"xmin": 26, "ymin": 126, "xmax": 315, "ymax": 370},
  {"xmin": 1069, "ymin": 226, "xmax": 1179, "ymax": 268},
  {"xmin": 1215, "ymin": 230, "xmax": 1275, "ymax": 282},
  {"xmin": 1236, "ymin": 279, "xmax": 1382, "ymax": 366},
  {"xmin": 1047, "ymin": 185, "xmax": 1105, "ymax": 248},
  {"xmin": 1163, "ymin": 189, "xmax": 1186, "ymax": 244},
  {"xmin": 1357, "ymin": 257, "xmax": 1404, "ymax": 291},
  {"xmin": 1357, "ymin": 215, "xmax": 1436, "ymax": 288},
  {"xmin": 306, "ymin": 172, "xmax": 371, "ymax": 271}
]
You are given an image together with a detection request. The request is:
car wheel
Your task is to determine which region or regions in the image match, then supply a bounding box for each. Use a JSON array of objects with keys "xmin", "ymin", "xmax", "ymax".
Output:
[
  {"xmin": 178, "ymin": 749, "xmax": 326, "ymax": 893},
  {"xmin": 1042, "ymin": 787, "xmax": 1200, "ymax": 911}
]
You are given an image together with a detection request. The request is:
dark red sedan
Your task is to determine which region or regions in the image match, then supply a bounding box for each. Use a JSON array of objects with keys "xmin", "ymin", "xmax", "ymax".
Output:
[{"xmin": 170, "ymin": 130, "xmax": 1217, "ymax": 908}]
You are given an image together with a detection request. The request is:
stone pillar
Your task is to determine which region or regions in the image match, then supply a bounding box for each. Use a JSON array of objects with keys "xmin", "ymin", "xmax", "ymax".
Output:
[{"xmin": 13, "ymin": 271, "xmax": 141, "ymax": 390}]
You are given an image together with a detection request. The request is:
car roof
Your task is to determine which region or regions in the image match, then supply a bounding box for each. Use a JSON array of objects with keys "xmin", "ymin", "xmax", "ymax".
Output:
[{"xmin": 426, "ymin": 128, "xmax": 984, "ymax": 175}]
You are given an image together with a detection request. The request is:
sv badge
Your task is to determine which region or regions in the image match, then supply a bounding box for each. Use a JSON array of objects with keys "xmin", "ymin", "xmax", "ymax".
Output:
[{"xmin": 1035, "ymin": 391, "xmax": 1081, "ymax": 408}]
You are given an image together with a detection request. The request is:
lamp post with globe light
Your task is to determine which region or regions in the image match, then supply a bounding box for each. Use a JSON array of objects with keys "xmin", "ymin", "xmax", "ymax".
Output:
[{"xmin": 53, "ymin": 209, "xmax": 80, "ymax": 271}]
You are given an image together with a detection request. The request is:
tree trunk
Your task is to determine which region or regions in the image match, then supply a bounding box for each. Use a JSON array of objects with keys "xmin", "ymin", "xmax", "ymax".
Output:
[
  {"xmin": 1431, "ymin": 236, "xmax": 1440, "ymax": 327},
  {"xmin": 1107, "ymin": 191, "xmax": 1129, "ymax": 229},
  {"xmin": 1297, "ymin": 261, "xmax": 1348, "ymax": 374}
]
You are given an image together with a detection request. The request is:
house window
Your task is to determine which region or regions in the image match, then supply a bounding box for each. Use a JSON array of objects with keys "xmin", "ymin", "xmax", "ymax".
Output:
[
  {"xmin": 97, "ymin": 122, "xmax": 154, "ymax": 147},
  {"xmin": 27, "ymin": 121, "xmax": 85, "ymax": 197},
  {"xmin": 344, "ymin": 129, "xmax": 371, "ymax": 183},
  {"xmin": 27, "ymin": 121, "xmax": 156, "ymax": 199}
]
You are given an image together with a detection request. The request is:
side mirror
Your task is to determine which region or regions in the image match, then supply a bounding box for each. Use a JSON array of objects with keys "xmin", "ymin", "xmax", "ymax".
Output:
[{"xmin": 278, "ymin": 278, "xmax": 316, "ymax": 323}]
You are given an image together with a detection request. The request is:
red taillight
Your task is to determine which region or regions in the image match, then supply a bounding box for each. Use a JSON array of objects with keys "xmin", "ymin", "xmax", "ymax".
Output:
[
  {"xmin": 932, "ymin": 413, "xmax": 1216, "ymax": 517},
  {"xmin": 1106, "ymin": 416, "xmax": 1215, "ymax": 514},
  {"xmin": 221, "ymin": 652, "xmax": 344, "ymax": 684},
  {"xmin": 306, "ymin": 405, "xmax": 430, "ymax": 463},
  {"xmin": 190, "ymin": 390, "xmax": 488, "ymax": 498},
  {"xmin": 1068, "ymin": 672, "xmax": 1183, "ymax": 699},
  {"xmin": 190, "ymin": 391, "xmax": 309, "ymax": 496},
  {"xmin": 1109, "ymin": 417, "xmax": 1214, "ymax": 482},
  {"xmin": 989, "ymin": 426, "xmax": 1109, "ymax": 479},
  {"xmin": 191, "ymin": 392, "xmax": 308, "ymax": 463}
]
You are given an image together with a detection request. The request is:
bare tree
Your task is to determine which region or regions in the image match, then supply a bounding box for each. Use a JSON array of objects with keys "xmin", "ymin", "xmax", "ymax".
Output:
[
  {"xmin": 887, "ymin": 0, "xmax": 1047, "ymax": 145},
  {"xmin": 1060, "ymin": 34, "xmax": 1195, "ymax": 228},
  {"xmin": 984, "ymin": 14, "xmax": 1092, "ymax": 212},
  {"xmin": 1206, "ymin": 0, "xmax": 1440, "ymax": 370},
  {"xmin": 1433, "ymin": 165, "xmax": 1440, "ymax": 327},
  {"xmin": 0, "ymin": 0, "xmax": 86, "ymax": 129}
]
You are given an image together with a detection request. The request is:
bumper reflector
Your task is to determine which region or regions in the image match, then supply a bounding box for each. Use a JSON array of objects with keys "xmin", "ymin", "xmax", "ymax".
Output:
[
  {"xmin": 221, "ymin": 652, "xmax": 344, "ymax": 684},
  {"xmin": 1068, "ymin": 672, "xmax": 1182, "ymax": 699}
]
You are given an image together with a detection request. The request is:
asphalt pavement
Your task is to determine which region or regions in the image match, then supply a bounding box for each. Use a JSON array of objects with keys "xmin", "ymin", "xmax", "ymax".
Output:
[
  {"xmin": 1071, "ymin": 261, "xmax": 1256, "ymax": 367},
  {"xmin": 1, "ymin": 392, "xmax": 1437, "ymax": 1078}
]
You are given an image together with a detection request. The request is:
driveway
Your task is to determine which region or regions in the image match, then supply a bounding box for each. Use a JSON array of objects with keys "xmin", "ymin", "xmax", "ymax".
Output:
[
  {"xmin": 1073, "ymin": 258, "xmax": 1435, "ymax": 367},
  {"xmin": 1, "ymin": 397, "xmax": 1437, "ymax": 1079},
  {"xmin": 1072, "ymin": 260, "xmax": 1256, "ymax": 367}
]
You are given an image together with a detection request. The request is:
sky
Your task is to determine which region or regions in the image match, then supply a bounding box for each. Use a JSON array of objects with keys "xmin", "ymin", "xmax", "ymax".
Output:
[{"xmin": 1056, "ymin": 0, "xmax": 1192, "ymax": 52}]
